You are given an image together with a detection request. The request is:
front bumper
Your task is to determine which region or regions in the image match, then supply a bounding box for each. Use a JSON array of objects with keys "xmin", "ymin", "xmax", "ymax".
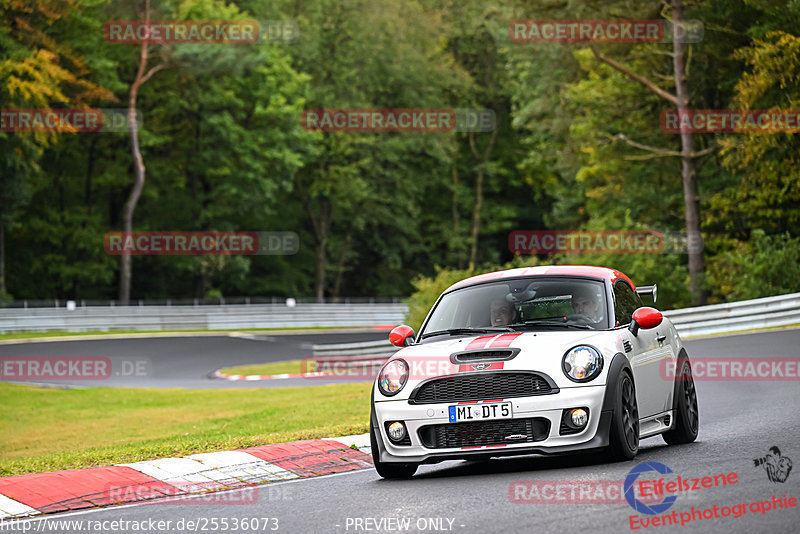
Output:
[{"xmin": 373, "ymin": 384, "xmax": 610, "ymax": 464}]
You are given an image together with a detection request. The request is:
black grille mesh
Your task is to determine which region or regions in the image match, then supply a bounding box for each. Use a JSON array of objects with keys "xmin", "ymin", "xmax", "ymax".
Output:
[
  {"xmin": 418, "ymin": 418, "xmax": 550, "ymax": 448},
  {"xmin": 411, "ymin": 372, "xmax": 552, "ymax": 404}
]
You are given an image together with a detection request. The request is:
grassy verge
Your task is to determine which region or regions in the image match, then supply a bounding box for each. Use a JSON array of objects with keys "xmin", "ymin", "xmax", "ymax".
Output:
[
  {"xmin": 0, "ymin": 326, "xmax": 369, "ymax": 342},
  {"xmin": 0, "ymin": 382, "xmax": 371, "ymax": 477},
  {"xmin": 219, "ymin": 360, "xmax": 310, "ymax": 376}
]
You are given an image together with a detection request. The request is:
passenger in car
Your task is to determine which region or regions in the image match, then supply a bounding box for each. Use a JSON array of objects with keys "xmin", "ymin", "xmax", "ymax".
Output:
[
  {"xmin": 571, "ymin": 286, "xmax": 603, "ymax": 323},
  {"xmin": 490, "ymin": 298, "xmax": 517, "ymax": 326}
]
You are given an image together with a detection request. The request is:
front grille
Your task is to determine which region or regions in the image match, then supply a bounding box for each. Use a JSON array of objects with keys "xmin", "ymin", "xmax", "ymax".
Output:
[
  {"xmin": 418, "ymin": 418, "xmax": 550, "ymax": 449},
  {"xmin": 409, "ymin": 371, "xmax": 554, "ymax": 404}
]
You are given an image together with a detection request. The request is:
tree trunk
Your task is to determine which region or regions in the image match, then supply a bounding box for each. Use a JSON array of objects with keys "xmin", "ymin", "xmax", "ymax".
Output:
[
  {"xmin": 314, "ymin": 230, "xmax": 327, "ymax": 303},
  {"xmin": 468, "ymin": 166, "xmax": 484, "ymax": 270},
  {"xmin": 451, "ymin": 163, "xmax": 460, "ymax": 233},
  {"xmin": 295, "ymin": 172, "xmax": 331, "ymax": 303},
  {"xmin": 0, "ymin": 220, "xmax": 5, "ymax": 297},
  {"xmin": 590, "ymin": 1, "xmax": 707, "ymax": 305},
  {"xmin": 119, "ymin": 71, "xmax": 146, "ymax": 305},
  {"xmin": 672, "ymin": 0, "xmax": 706, "ymax": 305},
  {"xmin": 331, "ymin": 232, "xmax": 353, "ymax": 300},
  {"xmin": 450, "ymin": 161, "xmax": 464, "ymax": 267},
  {"xmin": 467, "ymin": 127, "xmax": 499, "ymax": 270},
  {"xmin": 314, "ymin": 196, "xmax": 332, "ymax": 303},
  {"xmin": 118, "ymin": 0, "xmax": 163, "ymax": 304}
]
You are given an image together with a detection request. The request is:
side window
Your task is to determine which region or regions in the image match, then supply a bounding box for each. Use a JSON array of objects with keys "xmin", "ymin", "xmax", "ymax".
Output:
[{"xmin": 613, "ymin": 281, "xmax": 642, "ymax": 325}]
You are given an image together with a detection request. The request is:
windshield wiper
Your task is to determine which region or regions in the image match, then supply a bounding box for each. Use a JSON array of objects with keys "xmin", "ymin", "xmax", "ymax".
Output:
[
  {"xmin": 506, "ymin": 319, "xmax": 594, "ymax": 330},
  {"xmin": 421, "ymin": 327, "xmax": 513, "ymax": 339}
]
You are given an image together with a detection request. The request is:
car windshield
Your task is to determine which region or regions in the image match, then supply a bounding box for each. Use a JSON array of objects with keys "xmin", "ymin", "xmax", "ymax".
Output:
[{"xmin": 420, "ymin": 277, "xmax": 609, "ymax": 338}]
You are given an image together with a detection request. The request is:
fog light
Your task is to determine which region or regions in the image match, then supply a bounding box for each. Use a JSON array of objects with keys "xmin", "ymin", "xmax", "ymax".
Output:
[
  {"xmin": 570, "ymin": 408, "xmax": 588, "ymax": 427},
  {"xmin": 387, "ymin": 422, "xmax": 407, "ymax": 442}
]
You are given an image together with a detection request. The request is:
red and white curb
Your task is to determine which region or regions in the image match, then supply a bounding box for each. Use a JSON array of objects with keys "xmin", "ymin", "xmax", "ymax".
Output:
[
  {"xmin": 0, "ymin": 435, "xmax": 371, "ymax": 520},
  {"xmin": 213, "ymin": 370, "xmax": 332, "ymax": 380},
  {"xmin": 213, "ymin": 358, "xmax": 388, "ymax": 381}
]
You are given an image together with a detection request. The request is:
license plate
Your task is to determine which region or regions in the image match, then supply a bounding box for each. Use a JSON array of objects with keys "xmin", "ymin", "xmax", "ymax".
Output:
[{"xmin": 448, "ymin": 402, "xmax": 512, "ymax": 423}]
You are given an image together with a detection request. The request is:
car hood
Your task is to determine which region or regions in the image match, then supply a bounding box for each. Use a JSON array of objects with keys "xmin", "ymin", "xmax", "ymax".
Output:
[{"xmin": 374, "ymin": 330, "xmax": 628, "ymax": 402}]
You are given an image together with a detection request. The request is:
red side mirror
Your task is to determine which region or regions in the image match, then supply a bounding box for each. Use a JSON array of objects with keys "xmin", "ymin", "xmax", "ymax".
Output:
[
  {"xmin": 389, "ymin": 325, "xmax": 416, "ymax": 347},
  {"xmin": 630, "ymin": 307, "xmax": 663, "ymax": 336}
]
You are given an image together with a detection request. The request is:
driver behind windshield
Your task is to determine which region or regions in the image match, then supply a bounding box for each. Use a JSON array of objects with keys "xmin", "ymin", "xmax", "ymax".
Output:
[
  {"xmin": 490, "ymin": 298, "xmax": 516, "ymax": 326},
  {"xmin": 571, "ymin": 286, "xmax": 603, "ymax": 323}
]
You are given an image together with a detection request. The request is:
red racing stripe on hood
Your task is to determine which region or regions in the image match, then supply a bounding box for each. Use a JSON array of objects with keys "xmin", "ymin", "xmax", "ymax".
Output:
[
  {"xmin": 488, "ymin": 332, "xmax": 523, "ymax": 347},
  {"xmin": 465, "ymin": 335, "xmax": 497, "ymax": 350}
]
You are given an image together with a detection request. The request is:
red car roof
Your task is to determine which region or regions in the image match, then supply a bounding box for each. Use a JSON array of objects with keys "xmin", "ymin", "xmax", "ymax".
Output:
[{"xmin": 446, "ymin": 265, "xmax": 636, "ymax": 292}]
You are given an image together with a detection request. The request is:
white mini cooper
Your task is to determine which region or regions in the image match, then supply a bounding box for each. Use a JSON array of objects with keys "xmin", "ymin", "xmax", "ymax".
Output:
[{"xmin": 370, "ymin": 266, "xmax": 699, "ymax": 478}]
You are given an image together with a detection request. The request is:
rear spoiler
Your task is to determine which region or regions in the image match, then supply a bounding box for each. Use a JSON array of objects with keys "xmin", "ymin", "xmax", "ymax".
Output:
[{"xmin": 635, "ymin": 284, "xmax": 657, "ymax": 303}]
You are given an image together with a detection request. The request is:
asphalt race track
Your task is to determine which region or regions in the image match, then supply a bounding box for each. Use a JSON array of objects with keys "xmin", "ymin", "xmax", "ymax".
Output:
[
  {"xmin": 4, "ymin": 329, "xmax": 800, "ymax": 533},
  {"xmin": 0, "ymin": 331, "xmax": 386, "ymax": 389}
]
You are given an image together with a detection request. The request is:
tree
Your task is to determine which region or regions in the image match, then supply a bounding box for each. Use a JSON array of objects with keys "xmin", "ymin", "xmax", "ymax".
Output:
[
  {"xmin": 588, "ymin": 0, "xmax": 711, "ymax": 304},
  {"xmin": 288, "ymin": 0, "xmax": 467, "ymax": 301},
  {"xmin": 0, "ymin": 0, "xmax": 113, "ymax": 299},
  {"xmin": 118, "ymin": 0, "xmax": 165, "ymax": 304}
]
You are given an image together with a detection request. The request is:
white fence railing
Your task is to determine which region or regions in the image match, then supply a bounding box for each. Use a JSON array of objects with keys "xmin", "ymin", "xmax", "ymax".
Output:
[
  {"xmin": 312, "ymin": 339, "xmax": 398, "ymax": 358},
  {"xmin": 662, "ymin": 292, "xmax": 800, "ymax": 337},
  {"xmin": 0, "ymin": 303, "xmax": 409, "ymax": 333},
  {"xmin": 2, "ymin": 293, "xmax": 798, "ymax": 337}
]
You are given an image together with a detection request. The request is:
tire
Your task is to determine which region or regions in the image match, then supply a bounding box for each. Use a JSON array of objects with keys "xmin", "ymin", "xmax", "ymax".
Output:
[
  {"xmin": 370, "ymin": 415, "xmax": 418, "ymax": 479},
  {"xmin": 663, "ymin": 355, "xmax": 699, "ymax": 445},
  {"xmin": 608, "ymin": 371, "xmax": 639, "ymax": 461}
]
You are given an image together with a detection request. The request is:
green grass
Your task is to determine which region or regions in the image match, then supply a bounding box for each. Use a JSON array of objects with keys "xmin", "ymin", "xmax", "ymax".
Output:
[
  {"xmin": 0, "ymin": 382, "xmax": 372, "ymax": 477},
  {"xmin": 0, "ymin": 326, "xmax": 366, "ymax": 342},
  {"xmin": 219, "ymin": 359, "xmax": 311, "ymax": 376}
]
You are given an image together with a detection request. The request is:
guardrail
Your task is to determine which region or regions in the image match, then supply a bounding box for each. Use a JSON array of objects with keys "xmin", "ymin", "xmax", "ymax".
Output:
[
  {"xmin": 2, "ymin": 292, "xmax": 798, "ymax": 338},
  {"xmin": 662, "ymin": 292, "xmax": 800, "ymax": 337},
  {"xmin": 0, "ymin": 297, "xmax": 404, "ymax": 308},
  {"xmin": 0, "ymin": 303, "xmax": 409, "ymax": 333},
  {"xmin": 310, "ymin": 292, "xmax": 800, "ymax": 358},
  {"xmin": 311, "ymin": 339, "xmax": 398, "ymax": 358}
]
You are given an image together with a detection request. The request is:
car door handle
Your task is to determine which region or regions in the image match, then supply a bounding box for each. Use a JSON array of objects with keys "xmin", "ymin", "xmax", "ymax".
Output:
[{"xmin": 657, "ymin": 334, "xmax": 667, "ymax": 343}]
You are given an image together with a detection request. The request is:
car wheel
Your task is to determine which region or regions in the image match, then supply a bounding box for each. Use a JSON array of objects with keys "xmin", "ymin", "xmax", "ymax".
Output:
[
  {"xmin": 662, "ymin": 356, "xmax": 699, "ymax": 445},
  {"xmin": 608, "ymin": 371, "xmax": 639, "ymax": 460},
  {"xmin": 370, "ymin": 415, "xmax": 418, "ymax": 479}
]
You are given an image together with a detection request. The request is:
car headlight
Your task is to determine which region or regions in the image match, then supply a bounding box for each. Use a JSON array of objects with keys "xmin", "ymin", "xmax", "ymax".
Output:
[
  {"xmin": 378, "ymin": 359, "xmax": 409, "ymax": 396},
  {"xmin": 562, "ymin": 346, "xmax": 603, "ymax": 382}
]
